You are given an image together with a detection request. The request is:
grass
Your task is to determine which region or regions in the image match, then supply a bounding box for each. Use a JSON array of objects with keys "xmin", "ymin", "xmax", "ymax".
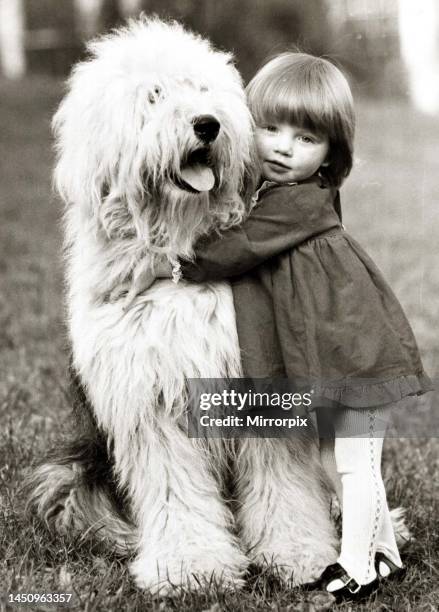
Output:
[{"xmin": 0, "ymin": 77, "xmax": 438, "ymax": 611}]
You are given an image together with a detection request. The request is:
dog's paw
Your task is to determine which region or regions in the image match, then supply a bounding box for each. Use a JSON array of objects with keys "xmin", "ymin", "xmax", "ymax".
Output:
[
  {"xmin": 250, "ymin": 556, "xmax": 322, "ymax": 587},
  {"xmin": 130, "ymin": 556, "xmax": 246, "ymax": 594},
  {"xmin": 250, "ymin": 543, "xmax": 338, "ymax": 587}
]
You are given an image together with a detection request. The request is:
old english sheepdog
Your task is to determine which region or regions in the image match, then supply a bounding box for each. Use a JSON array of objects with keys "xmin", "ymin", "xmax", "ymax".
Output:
[{"xmin": 27, "ymin": 18, "xmax": 338, "ymax": 592}]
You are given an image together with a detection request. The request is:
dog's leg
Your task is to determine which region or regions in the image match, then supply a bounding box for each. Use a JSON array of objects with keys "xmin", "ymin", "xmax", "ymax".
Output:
[
  {"xmin": 116, "ymin": 417, "xmax": 248, "ymax": 594},
  {"xmin": 26, "ymin": 361, "xmax": 138, "ymax": 554},
  {"xmin": 235, "ymin": 437, "xmax": 339, "ymax": 585}
]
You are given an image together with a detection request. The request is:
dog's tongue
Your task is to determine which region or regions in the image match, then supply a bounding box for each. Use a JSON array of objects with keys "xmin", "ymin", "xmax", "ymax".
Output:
[{"xmin": 181, "ymin": 164, "xmax": 215, "ymax": 192}]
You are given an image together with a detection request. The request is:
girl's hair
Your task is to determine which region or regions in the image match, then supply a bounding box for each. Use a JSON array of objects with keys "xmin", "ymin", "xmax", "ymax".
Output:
[{"xmin": 246, "ymin": 52, "xmax": 355, "ymax": 187}]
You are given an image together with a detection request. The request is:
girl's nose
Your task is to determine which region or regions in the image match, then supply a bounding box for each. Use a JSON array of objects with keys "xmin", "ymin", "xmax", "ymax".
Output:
[{"xmin": 274, "ymin": 136, "xmax": 293, "ymax": 156}]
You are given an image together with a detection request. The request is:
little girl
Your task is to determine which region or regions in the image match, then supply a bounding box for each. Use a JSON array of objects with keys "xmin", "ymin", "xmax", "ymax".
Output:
[{"xmin": 124, "ymin": 53, "xmax": 432, "ymax": 600}]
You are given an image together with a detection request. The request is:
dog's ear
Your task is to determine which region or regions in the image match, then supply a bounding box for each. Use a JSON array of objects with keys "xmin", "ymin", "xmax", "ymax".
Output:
[
  {"xmin": 52, "ymin": 63, "xmax": 149, "ymax": 240},
  {"xmin": 52, "ymin": 73, "xmax": 109, "ymax": 217}
]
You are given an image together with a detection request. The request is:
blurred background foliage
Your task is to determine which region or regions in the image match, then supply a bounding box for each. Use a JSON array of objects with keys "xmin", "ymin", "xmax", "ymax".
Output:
[
  {"xmin": 21, "ymin": 0, "xmax": 405, "ymax": 97},
  {"xmin": 1, "ymin": 1, "xmax": 438, "ymax": 378},
  {"xmin": 1, "ymin": 1, "xmax": 438, "ymax": 377}
]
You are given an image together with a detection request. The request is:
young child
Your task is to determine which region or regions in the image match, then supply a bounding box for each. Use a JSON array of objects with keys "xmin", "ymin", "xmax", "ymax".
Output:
[{"xmin": 124, "ymin": 53, "xmax": 432, "ymax": 600}]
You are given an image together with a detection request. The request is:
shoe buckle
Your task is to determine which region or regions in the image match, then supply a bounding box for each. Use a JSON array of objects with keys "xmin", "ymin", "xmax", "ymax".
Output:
[{"xmin": 347, "ymin": 578, "xmax": 361, "ymax": 594}]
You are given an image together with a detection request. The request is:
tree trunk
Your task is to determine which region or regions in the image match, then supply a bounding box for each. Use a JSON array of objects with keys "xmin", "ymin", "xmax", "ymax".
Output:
[
  {"xmin": 399, "ymin": 0, "xmax": 439, "ymax": 114},
  {"xmin": 0, "ymin": 0, "xmax": 25, "ymax": 78}
]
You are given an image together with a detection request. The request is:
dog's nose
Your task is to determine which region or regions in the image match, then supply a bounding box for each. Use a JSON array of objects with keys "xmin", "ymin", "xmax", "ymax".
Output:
[{"xmin": 192, "ymin": 115, "xmax": 220, "ymax": 143}]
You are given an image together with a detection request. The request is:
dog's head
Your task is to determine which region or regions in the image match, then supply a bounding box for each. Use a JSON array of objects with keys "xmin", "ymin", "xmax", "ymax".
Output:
[{"xmin": 54, "ymin": 17, "xmax": 256, "ymax": 256}]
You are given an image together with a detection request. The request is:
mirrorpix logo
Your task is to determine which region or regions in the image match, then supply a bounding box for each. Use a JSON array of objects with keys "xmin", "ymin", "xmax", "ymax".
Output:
[{"xmin": 189, "ymin": 384, "xmax": 314, "ymax": 437}]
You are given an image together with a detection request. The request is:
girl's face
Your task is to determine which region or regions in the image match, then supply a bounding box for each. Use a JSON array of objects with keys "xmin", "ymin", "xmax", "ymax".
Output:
[{"xmin": 255, "ymin": 122, "xmax": 329, "ymax": 183}]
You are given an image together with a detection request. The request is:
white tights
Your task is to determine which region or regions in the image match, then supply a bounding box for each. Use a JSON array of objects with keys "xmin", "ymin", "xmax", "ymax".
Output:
[{"xmin": 316, "ymin": 405, "xmax": 403, "ymax": 585}]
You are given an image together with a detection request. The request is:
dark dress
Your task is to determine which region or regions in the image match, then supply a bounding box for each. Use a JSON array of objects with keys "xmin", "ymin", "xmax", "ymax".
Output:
[{"xmin": 180, "ymin": 177, "xmax": 432, "ymax": 408}]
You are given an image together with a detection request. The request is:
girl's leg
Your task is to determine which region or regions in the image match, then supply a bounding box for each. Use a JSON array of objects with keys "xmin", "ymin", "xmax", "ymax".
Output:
[
  {"xmin": 374, "ymin": 400, "xmax": 406, "ymax": 570},
  {"xmin": 316, "ymin": 407, "xmax": 342, "ymax": 502},
  {"xmin": 332, "ymin": 406, "xmax": 401, "ymax": 585},
  {"xmin": 318, "ymin": 431, "xmax": 402, "ymax": 572},
  {"xmin": 317, "ymin": 405, "xmax": 403, "ymax": 569},
  {"xmin": 375, "ymin": 498, "xmax": 404, "ymax": 572}
]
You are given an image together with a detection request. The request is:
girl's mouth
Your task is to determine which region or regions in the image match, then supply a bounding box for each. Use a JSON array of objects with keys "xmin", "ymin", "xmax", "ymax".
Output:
[{"xmin": 266, "ymin": 160, "xmax": 292, "ymax": 171}]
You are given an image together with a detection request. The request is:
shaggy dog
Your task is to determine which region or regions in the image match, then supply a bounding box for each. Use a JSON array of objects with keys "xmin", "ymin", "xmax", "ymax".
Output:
[{"xmin": 28, "ymin": 18, "xmax": 339, "ymax": 593}]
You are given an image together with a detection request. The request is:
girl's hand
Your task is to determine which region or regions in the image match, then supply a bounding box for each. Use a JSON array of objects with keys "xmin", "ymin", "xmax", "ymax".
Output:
[
  {"xmin": 123, "ymin": 256, "xmax": 173, "ymax": 311},
  {"xmin": 123, "ymin": 266, "xmax": 157, "ymax": 311},
  {"xmin": 154, "ymin": 257, "xmax": 173, "ymax": 279}
]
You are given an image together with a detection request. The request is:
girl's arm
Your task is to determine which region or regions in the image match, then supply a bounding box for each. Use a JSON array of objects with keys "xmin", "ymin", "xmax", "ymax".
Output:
[
  {"xmin": 119, "ymin": 256, "xmax": 172, "ymax": 311},
  {"xmin": 180, "ymin": 183, "xmax": 341, "ymax": 281}
]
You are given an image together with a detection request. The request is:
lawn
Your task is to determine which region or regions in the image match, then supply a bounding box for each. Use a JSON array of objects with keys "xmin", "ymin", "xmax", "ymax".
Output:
[{"xmin": 0, "ymin": 77, "xmax": 438, "ymax": 611}]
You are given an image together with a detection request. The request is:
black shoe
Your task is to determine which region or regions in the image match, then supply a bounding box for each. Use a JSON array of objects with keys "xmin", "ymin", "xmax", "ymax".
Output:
[
  {"xmin": 375, "ymin": 552, "xmax": 407, "ymax": 581},
  {"xmin": 302, "ymin": 562, "xmax": 379, "ymax": 602}
]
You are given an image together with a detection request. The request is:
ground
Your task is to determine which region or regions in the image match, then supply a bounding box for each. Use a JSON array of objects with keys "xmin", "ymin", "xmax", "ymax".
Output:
[{"xmin": 0, "ymin": 77, "xmax": 438, "ymax": 611}]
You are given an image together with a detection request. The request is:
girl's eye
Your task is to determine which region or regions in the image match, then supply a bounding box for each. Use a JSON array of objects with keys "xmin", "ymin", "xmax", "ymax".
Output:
[
  {"xmin": 299, "ymin": 135, "xmax": 315, "ymax": 143},
  {"xmin": 264, "ymin": 125, "xmax": 278, "ymax": 133}
]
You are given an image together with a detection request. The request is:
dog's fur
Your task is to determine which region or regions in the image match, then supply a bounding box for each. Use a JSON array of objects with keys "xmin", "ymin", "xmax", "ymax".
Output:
[{"xmin": 27, "ymin": 18, "xmax": 340, "ymax": 593}]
